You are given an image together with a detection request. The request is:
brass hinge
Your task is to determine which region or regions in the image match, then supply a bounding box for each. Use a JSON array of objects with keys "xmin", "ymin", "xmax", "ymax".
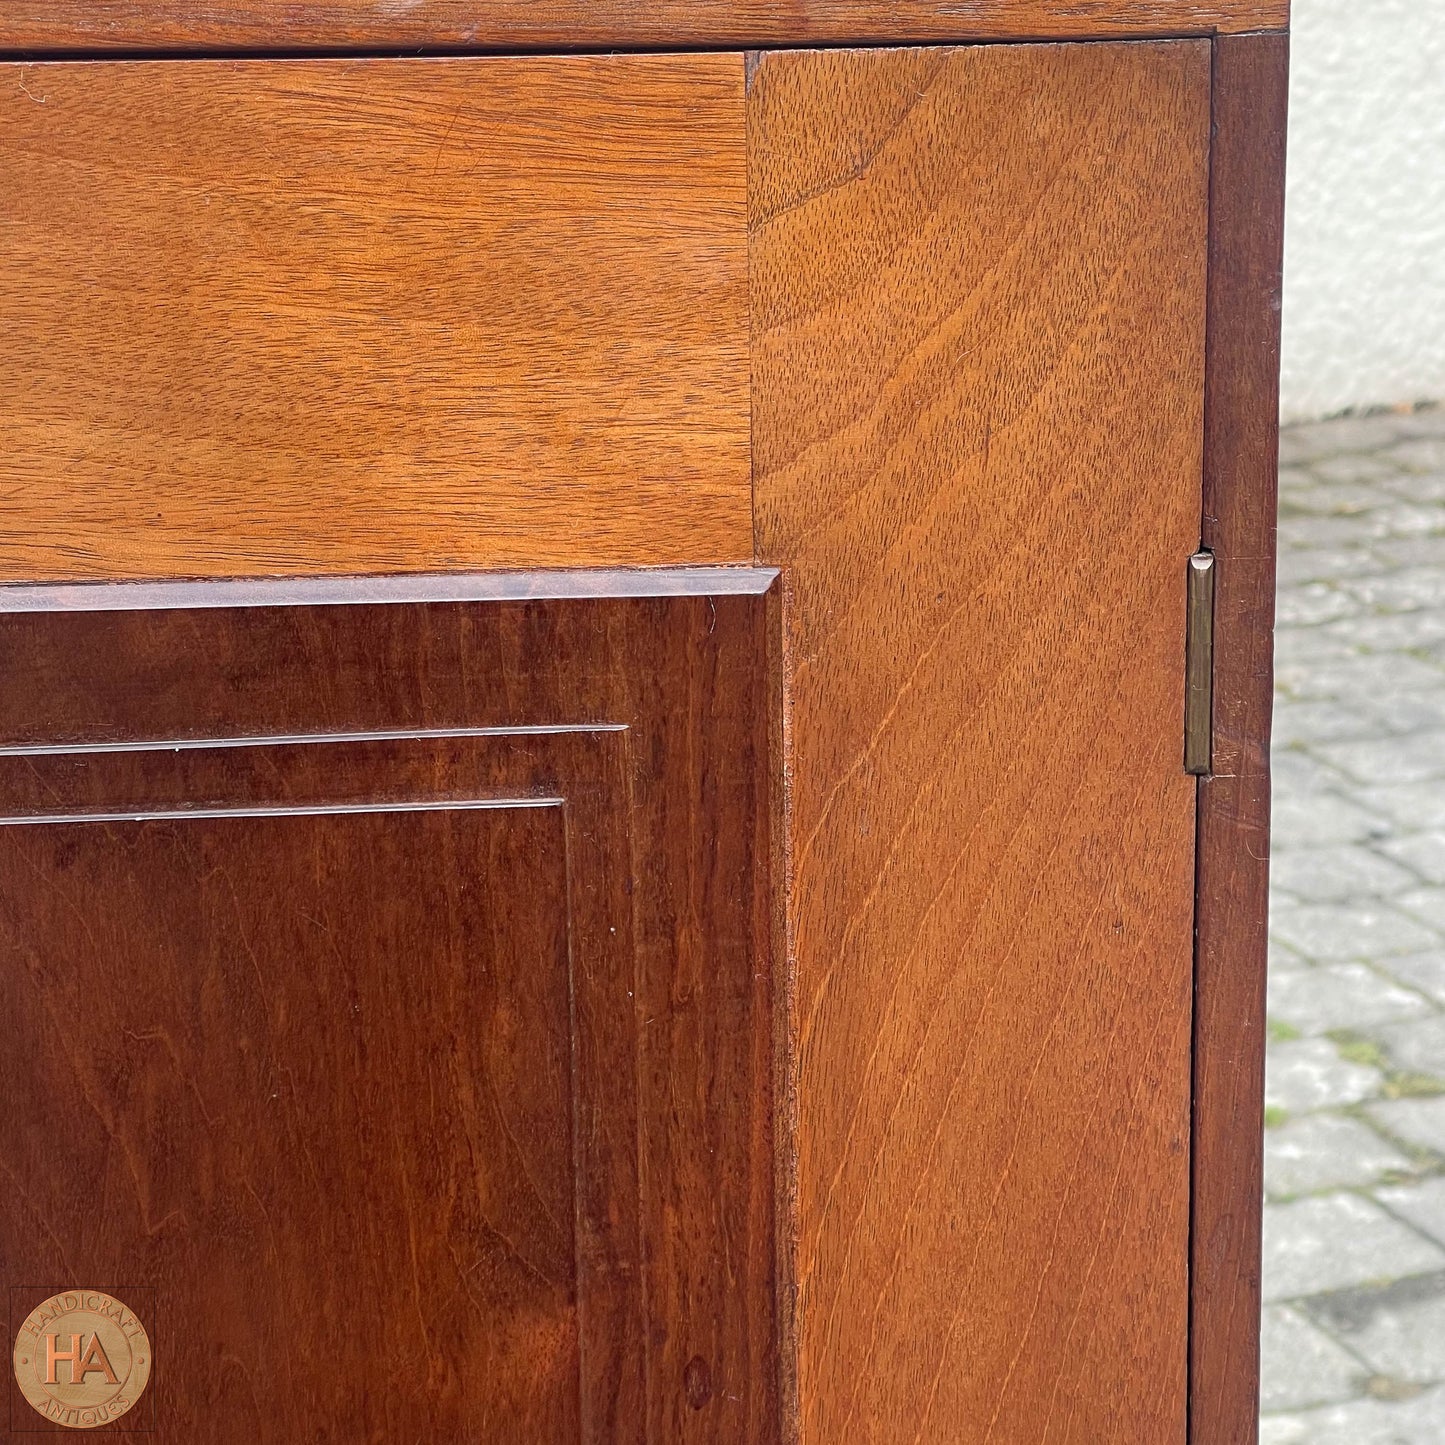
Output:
[{"xmin": 1185, "ymin": 550, "xmax": 1216, "ymax": 776}]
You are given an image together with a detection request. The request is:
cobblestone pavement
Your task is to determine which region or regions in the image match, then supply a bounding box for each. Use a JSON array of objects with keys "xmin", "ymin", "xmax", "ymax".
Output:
[{"xmin": 1261, "ymin": 407, "xmax": 1445, "ymax": 1443}]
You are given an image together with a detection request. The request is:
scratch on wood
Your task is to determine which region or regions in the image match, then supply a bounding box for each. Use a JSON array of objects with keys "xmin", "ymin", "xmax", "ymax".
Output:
[{"xmin": 16, "ymin": 67, "xmax": 47, "ymax": 103}]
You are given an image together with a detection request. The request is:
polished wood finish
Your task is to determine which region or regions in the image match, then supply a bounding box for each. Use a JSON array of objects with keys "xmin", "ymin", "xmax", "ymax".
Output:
[
  {"xmin": 0, "ymin": 24, "xmax": 1292, "ymax": 1441},
  {"xmin": 1192, "ymin": 33, "xmax": 1289, "ymax": 1445},
  {"xmin": 0, "ymin": 1, "xmax": 1289, "ymax": 52},
  {"xmin": 0, "ymin": 57, "xmax": 750, "ymax": 582},
  {"xmin": 0, "ymin": 580, "xmax": 781, "ymax": 1442},
  {"xmin": 7, "ymin": 799, "xmax": 599, "ymax": 1436},
  {"xmin": 751, "ymin": 42, "xmax": 1210, "ymax": 1442}
]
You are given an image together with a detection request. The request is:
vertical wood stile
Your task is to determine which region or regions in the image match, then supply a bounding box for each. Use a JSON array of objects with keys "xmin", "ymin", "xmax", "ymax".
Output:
[
  {"xmin": 751, "ymin": 41, "xmax": 1212, "ymax": 1444},
  {"xmin": 1192, "ymin": 31, "xmax": 1290, "ymax": 1445}
]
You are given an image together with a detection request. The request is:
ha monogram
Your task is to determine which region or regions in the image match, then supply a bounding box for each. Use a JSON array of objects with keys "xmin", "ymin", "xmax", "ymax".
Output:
[{"xmin": 12, "ymin": 1290, "xmax": 152, "ymax": 1430}]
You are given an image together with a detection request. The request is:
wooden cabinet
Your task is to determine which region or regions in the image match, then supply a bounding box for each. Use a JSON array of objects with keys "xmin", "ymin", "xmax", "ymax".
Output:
[{"xmin": 0, "ymin": 9, "xmax": 1286, "ymax": 1444}]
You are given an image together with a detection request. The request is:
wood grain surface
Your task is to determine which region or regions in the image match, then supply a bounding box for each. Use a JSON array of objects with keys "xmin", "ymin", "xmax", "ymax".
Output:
[
  {"xmin": 0, "ymin": 57, "xmax": 750, "ymax": 582},
  {"xmin": 0, "ymin": 1, "xmax": 1290, "ymax": 52},
  {"xmin": 1192, "ymin": 33, "xmax": 1289, "ymax": 1445},
  {"xmin": 751, "ymin": 42, "xmax": 1210, "ymax": 1443},
  {"xmin": 0, "ymin": 583, "xmax": 781, "ymax": 1442}
]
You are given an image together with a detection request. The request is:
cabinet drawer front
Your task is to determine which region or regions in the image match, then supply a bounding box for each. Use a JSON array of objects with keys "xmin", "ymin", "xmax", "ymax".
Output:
[{"xmin": 0, "ymin": 57, "xmax": 751, "ymax": 581}]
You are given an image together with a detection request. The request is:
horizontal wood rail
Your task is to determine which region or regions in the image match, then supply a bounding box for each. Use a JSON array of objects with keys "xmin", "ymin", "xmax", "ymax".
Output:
[{"xmin": 0, "ymin": 1, "xmax": 1289, "ymax": 54}]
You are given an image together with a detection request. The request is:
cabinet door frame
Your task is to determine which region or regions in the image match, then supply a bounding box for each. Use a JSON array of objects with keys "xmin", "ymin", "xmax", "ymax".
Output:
[{"xmin": 1191, "ymin": 32, "xmax": 1289, "ymax": 1445}]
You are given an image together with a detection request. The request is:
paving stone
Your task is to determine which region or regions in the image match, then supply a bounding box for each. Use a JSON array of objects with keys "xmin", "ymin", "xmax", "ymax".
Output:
[
  {"xmin": 1307, "ymin": 1268, "xmax": 1445, "ymax": 1331},
  {"xmin": 1272, "ymin": 790, "xmax": 1393, "ymax": 846},
  {"xmin": 1261, "ymin": 1193, "xmax": 1445, "ymax": 1301},
  {"xmin": 1414, "ymin": 638, "xmax": 1445, "ymax": 671},
  {"xmin": 1259, "ymin": 1304, "xmax": 1368, "ymax": 1410},
  {"xmin": 1319, "ymin": 609, "xmax": 1445, "ymax": 653},
  {"xmin": 1264, "ymin": 1113, "xmax": 1412, "ymax": 1198},
  {"xmin": 1372, "ymin": 535, "xmax": 1445, "ymax": 568},
  {"xmin": 1381, "ymin": 953, "xmax": 1445, "ymax": 1007},
  {"xmin": 1275, "ymin": 583, "xmax": 1359, "ymax": 627},
  {"xmin": 1277, "ymin": 651, "xmax": 1445, "ymax": 701},
  {"xmin": 1268, "ymin": 938, "xmax": 1313, "ymax": 977},
  {"xmin": 1375, "ymin": 1018, "xmax": 1445, "ymax": 1079},
  {"xmin": 1278, "ymin": 546, "xmax": 1391, "ymax": 587},
  {"xmin": 1271, "ymin": 750, "xmax": 1360, "ymax": 795},
  {"xmin": 1265, "ymin": 1039, "xmax": 1385, "ymax": 1113},
  {"xmin": 1268, "ymin": 897, "xmax": 1307, "ymax": 948},
  {"xmin": 1280, "ymin": 476, "xmax": 1392, "ymax": 512},
  {"xmin": 1368, "ymin": 501, "xmax": 1445, "ymax": 539},
  {"xmin": 1258, "ymin": 1415, "xmax": 1308, "ymax": 1444},
  {"xmin": 1369, "ymin": 1098, "xmax": 1445, "ymax": 1157},
  {"xmin": 1381, "ymin": 834, "xmax": 1445, "ymax": 886},
  {"xmin": 1396, "ymin": 888, "xmax": 1445, "ymax": 934},
  {"xmin": 1257, "ymin": 1383, "xmax": 1445, "ymax": 1443},
  {"xmin": 1385, "ymin": 436, "xmax": 1445, "ymax": 472},
  {"xmin": 1284, "ymin": 415, "xmax": 1418, "ymax": 460},
  {"xmin": 1274, "ymin": 700, "xmax": 1385, "ymax": 747},
  {"xmin": 1269, "ymin": 847, "xmax": 1418, "ymax": 905},
  {"xmin": 1264, "ymin": 416, "xmax": 1445, "ymax": 1435},
  {"xmin": 1275, "ymin": 624, "xmax": 1372, "ymax": 668},
  {"xmin": 1378, "ymin": 1177, "xmax": 1445, "ymax": 1249},
  {"xmin": 1344, "ymin": 1281, "xmax": 1445, "ymax": 1384},
  {"xmin": 1392, "ymin": 410, "xmax": 1445, "ymax": 439},
  {"xmin": 1356, "ymin": 787, "xmax": 1445, "ymax": 834},
  {"xmin": 1275, "ymin": 430, "xmax": 1315, "ymax": 467},
  {"xmin": 1286, "ymin": 514, "xmax": 1396, "ymax": 551},
  {"xmin": 1379, "ymin": 468, "xmax": 1445, "ymax": 505},
  {"xmin": 1307, "ymin": 456, "xmax": 1403, "ymax": 488},
  {"xmin": 1362, "ymin": 692, "xmax": 1445, "ymax": 735},
  {"xmin": 1347, "ymin": 567, "xmax": 1445, "ymax": 615},
  {"xmin": 1315, "ymin": 730, "xmax": 1445, "ymax": 786},
  {"xmin": 1267, "ymin": 962, "xmax": 1431, "ymax": 1034},
  {"xmin": 1269, "ymin": 902, "xmax": 1440, "ymax": 963}
]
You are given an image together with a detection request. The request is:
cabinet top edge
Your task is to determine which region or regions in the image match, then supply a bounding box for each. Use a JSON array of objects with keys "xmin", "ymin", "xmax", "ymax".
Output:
[
  {"xmin": 0, "ymin": 568, "xmax": 782, "ymax": 614},
  {"xmin": 0, "ymin": 1, "xmax": 1287, "ymax": 55}
]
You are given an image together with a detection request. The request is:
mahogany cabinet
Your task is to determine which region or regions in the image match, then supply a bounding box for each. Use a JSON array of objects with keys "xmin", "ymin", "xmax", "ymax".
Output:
[{"xmin": 0, "ymin": 7, "xmax": 1286, "ymax": 1443}]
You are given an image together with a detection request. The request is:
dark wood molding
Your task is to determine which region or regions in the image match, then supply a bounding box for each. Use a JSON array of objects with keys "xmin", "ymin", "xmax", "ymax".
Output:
[
  {"xmin": 1191, "ymin": 30, "xmax": 1288, "ymax": 1445},
  {"xmin": 0, "ymin": 3, "xmax": 1290, "ymax": 56}
]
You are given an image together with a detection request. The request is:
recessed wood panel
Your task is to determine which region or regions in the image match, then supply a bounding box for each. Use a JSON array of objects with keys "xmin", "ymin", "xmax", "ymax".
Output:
[
  {"xmin": 0, "ymin": 0, "xmax": 1289, "ymax": 51},
  {"xmin": 0, "ymin": 57, "xmax": 751, "ymax": 581},
  {"xmin": 751, "ymin": 42, "xmax": 1210, "ymax": 1443},
  {"xmin": 0, "ymin": 576, "xmax": 782, "ymax": 1441},
  {"xmin": 2, "ymin": 803, "xmax": 586, "ymax": 1437}
]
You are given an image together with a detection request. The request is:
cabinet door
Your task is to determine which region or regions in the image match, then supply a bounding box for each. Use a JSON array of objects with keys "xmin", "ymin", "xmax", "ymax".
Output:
[
  {"xmin": 0, "ymin": 34, "xmax": 1266, "ymax": 1445},
  {"xmin": 0, "ymin": 577, "xmax": 781, "ymax": 1442}
]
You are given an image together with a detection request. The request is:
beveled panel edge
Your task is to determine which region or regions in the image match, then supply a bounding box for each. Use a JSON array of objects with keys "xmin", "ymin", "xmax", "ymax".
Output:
[
  {"xmin": 0, "ymin": 724, "xmax": 628, "ymax": 757},
  {"xmin": 0, "ymin": 797, "xmax": 564, "ymax": 826},
  {"xmin": 0, "ymin": 567, "xmax": 782, "ymax": 613}
]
